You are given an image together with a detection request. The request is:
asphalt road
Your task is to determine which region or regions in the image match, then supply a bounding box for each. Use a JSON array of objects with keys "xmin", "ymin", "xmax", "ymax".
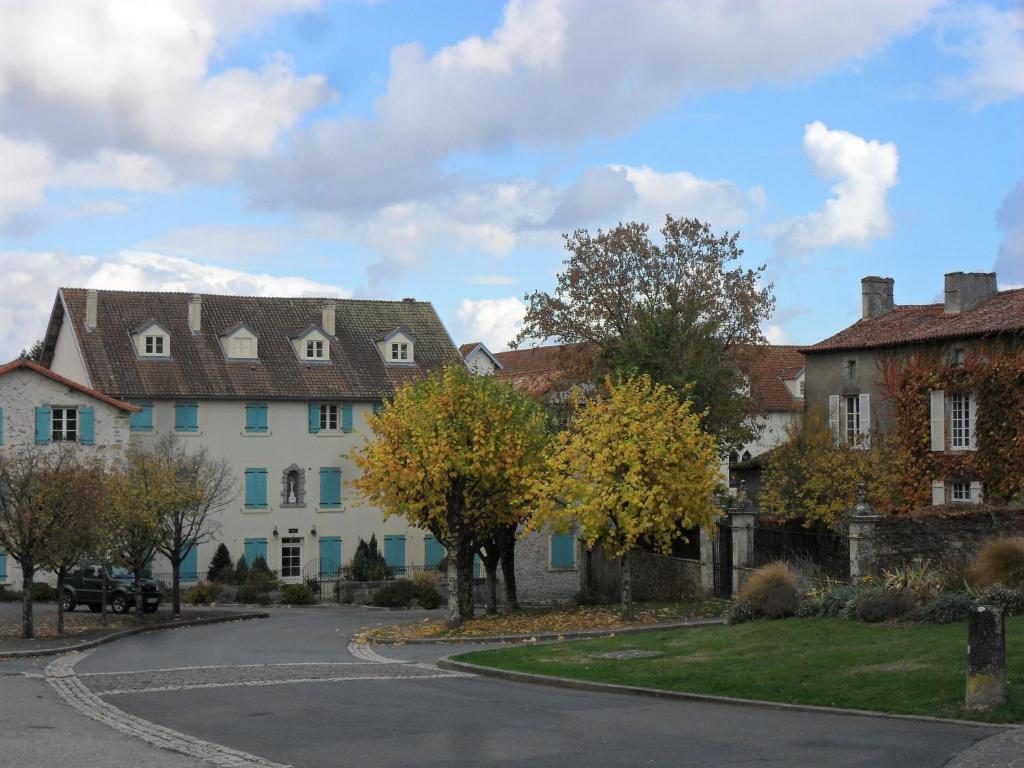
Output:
[{"xmin": 22, "ymin": 605, "xmax": 993, "ymax": 768}]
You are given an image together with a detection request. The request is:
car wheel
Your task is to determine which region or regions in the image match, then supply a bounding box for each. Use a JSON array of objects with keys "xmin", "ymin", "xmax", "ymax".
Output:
[
  {"xmin": 88, "ymin": 604, "xmax": 102, "ymax": 613},
  {"xmin": 110, "ymin": 594, "xmax": 129, "ymax": 614},
  {"xmin": 62, "ymin": 592, "xmax": 75, "ymax": 613}
]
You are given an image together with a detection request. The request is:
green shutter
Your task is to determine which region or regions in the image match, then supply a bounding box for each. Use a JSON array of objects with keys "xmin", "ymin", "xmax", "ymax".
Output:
[
  {"xmin": 373, "ymin": 402, "xmax": 385, "ymax": 416},
  {"xmin": 181, "ymin": 545, "xmax": 198, "ymax": 582},
  {"xmin": 35, "ymin": 406, "xmax": 50, "ymax": 444},
  {"xmin": 319, "ymin": 537, "xmax": 342, "ymax": 576},
  {"xmin": 130, "ymin": 402, "xmax": 153, "ymax": 432},
  {"xmin": 424, "ymin": 535, "xmax": 445, "ymax": 568},
  {"xmin": 245, "ymin": 403, "xmax": 268, "ymax": 432},
  {"xmin": 551, "ymin": 534, "xmax": 576, "ymax": 568},
  {"xmin": 342, "ymin": 403, "xmax": 353, "ymax": 433},
  {"xmin": 244, "ymin": 538, "xmax": 267, "ymax": 566},
  {"xmin": 175, "ymin": 402, "xmax": 198, "ymax": 432},
  {"xmin": 79, "ymin": 406, "xmax": 95, "ymax": 445},
  {"xmin": 319, "ymin": 467, "xmax": 341, "ymax": 508},
  {"xmin": 384, "ymin": 535, "xmax": 406, "ymax": 574},
  {"xmin": 245, "ymin": 468, "xmax": 267, "ymax": 508},
  {"xmin": 473, "ymin": 554, "xmax": 482, "ymax": 578},
  {"xmin": 308, "ymin": 402, "xmax": 320, "ymax": 433},
  {"xmin": 0, "ymin": 552, "xmax": 6, "ymax": 581}
]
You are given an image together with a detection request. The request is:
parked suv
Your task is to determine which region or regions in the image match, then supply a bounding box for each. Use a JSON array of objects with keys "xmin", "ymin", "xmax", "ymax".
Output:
[{"xmin": 61, "ymin": 561, "xmax": 162, "ymax": 614}]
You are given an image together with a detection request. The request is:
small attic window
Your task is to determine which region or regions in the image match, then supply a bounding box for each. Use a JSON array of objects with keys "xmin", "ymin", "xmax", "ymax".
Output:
[
  {"xmin": 145, "ymin": 336, "xmax": 164, "ymax": 355},
  {"xmin": 391, "ymin": 342, "xmax": 408, "ymax": 361},
  {"xmin": 305, "ymin": 340, "xmax": 326, "ymax": 360}
]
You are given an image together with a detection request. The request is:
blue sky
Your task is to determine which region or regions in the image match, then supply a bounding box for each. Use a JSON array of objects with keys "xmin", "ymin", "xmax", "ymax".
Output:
[{"xmin": 0, "ymin": 0, "xmax": 1020, "ymax": 357}]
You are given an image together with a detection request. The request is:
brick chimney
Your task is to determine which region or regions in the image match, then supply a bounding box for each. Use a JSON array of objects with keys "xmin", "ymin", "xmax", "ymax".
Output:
[
  {"xmin": 944, "ymin": 272, "xmax": 998, "ymax": 314},
  {"xmin": 321, "ymin": 301, "xmax": 336, "ymax": 337},
  {"xmin": 861, "ymin": 276, "xmax": 894, "ymax": 320},
  {"xmin": 85, "ymin": 289, "xmax": 98, "ymax": 330},
  {"xmin": 188, "ymin": 293, "xmax": 202, "ymax": 334}
]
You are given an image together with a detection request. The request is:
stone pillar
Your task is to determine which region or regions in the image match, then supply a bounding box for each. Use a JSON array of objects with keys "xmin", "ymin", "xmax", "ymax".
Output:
[
  {"xmin": 699, "ymin": 527, "xmax": 714, "ymax": 597},
  {"xmin": 730, "ymin": 494, "xmax": 756, "ymax": 597},
  {"xmin": 966, "ymin": 606, "xmax": 1007, "ymax": 711},
  {"xmin": 848, "ymin": 484, "xmax": 881, "ymax": 581}
]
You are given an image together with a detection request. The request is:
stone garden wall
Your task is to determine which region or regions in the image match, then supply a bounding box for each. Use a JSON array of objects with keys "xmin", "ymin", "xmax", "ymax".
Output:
[{"xmin": 587, "ymin": 549, "xmax": 701, "ymax": 603}]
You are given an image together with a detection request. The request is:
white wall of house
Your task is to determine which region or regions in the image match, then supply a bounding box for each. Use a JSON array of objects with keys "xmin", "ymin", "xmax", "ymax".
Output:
[
  {"xmin": 131, "ymin": 399, "xmax": 433, "ymax": 582},
  {"xmin": 465, "ymin": 348, "xmax": 497, "ymax": 375},
  {"xmin": 0, "ymin": 368, "xmax": 132, "ymax": 591},
  {"xmin": 50, "ymin": 314, "xmax": 91, "ymax": 387}
]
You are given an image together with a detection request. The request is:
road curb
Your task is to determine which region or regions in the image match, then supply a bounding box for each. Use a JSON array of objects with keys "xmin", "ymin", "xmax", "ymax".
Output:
[
  {"xmin": 0, "ymin": 612, "xmax": 269, "ymax": 659},
  {"xmin": 374, "ymin": 617, "xmax": 725, "ymax": 645},
  {"xmin": 437, "ymin": 656, "xmax": 1014, "ymax": 730}
]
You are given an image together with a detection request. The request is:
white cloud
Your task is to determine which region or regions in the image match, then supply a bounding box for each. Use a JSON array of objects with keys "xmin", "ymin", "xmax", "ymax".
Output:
[
  {"xmin": 72, "ymin": 200, "xmax": 130, "ymax": 218},
  {"xmin": 455, "ymin": 297, "xmax": 526, "ymax": 351},
  {"xmin": 145, "ymin": 225, "xmax": 293, "ymax": 263},
  {"xmin": 936, "ymin": 5, "xmax": 1024, "ymax": 109},
  {"xmin": 776, "ymin": 122, "xmax": 899, "ymax": 251},
  {"xmin": 995, "ymin": 181, "xmax": 1024, "ymax": 288},
  {"xmin": 464, "ymin": 275, "xmax": 518, "ymax": 286},
  {"xmin": 0, "ymin": 250, "xmax": 350, "ymax": 360},
  {"xmin": 762, "ymin": 324, "xmax": 794, "ymax": 345},
  {"xmin": 0, "ymin": 135, "xmax": 52, "ymax": 229},
  {"xmin": 612, "ymin": 165, "xmax": 755, "ymax": 230}
]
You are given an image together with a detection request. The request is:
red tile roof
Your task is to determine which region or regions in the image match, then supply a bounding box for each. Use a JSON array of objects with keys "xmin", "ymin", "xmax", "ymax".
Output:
[
  {"xmin": 746, "ymin": 346, "xmax": 805, "ymax": 412},
  {"xmin": 806, "ymin": 288, "xmax": 1024, "ymax": 353},
  {"xmin": 0, "ymin": 358, "xmax": 139, "ymax": 412}
]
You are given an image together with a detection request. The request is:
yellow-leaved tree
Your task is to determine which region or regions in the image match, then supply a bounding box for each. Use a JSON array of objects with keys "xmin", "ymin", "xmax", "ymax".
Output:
[
  {"xmin": 534, "ymin": 374, "xmax": 720, "ymax": 619},
  {"xmin": 351, "ymin": 363, "xmax": 549, "ymax": 625}
]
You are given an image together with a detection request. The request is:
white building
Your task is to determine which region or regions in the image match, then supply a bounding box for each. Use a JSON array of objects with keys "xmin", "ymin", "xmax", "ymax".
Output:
[
  {"xmin": 38, "ymin": 288, "xmax": 461, "ymax": 584},
  {"xmin": 0, "ymin": 358, "xmax": 137, "ymax": 590}
]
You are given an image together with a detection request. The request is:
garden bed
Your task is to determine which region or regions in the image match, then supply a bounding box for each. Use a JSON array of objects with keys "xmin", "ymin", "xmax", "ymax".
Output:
[
  {"xmin": 456, "ymin": 616, "xmax": 1024, "ymax": 722},
  {"xmin": 368, "ymin": 599, "xmax": 729, "ymax": 642}
]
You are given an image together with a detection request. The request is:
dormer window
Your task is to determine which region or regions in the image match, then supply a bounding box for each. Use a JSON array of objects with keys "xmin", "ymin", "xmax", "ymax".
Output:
[
  {"xmin": 133, "ymin": 320, "xmax": 170, "ymax": 358},
  {"xmin": 306, "ymin": 340, "xmax": 325, "ymax": 359},
  {"xmin": 377, "ymin": 327, "xmax": 416, "ymax": 365},
  {"xmin": 221, "ymin": 324, "xmax": 259, "ymax": 361},
  {"xmin": 145, "ymin": 335, "xmax": 164, "ymax": 355},
  {"xmin": 391, "ymin": 342, "xmax": 408, "ymax": 361}
]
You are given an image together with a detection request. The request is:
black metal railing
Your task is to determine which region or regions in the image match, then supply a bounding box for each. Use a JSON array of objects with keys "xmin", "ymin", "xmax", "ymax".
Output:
[{"xmin": 750, "ymin": 524, "xmax": 850, "ymax": 582}]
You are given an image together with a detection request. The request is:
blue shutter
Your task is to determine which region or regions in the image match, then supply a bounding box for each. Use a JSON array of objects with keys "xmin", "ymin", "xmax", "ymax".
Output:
[
  {"xmin": 245, "ymin": 403, "xmax": 268, "ymax": 432},
  {"xmin": 384, "ymin": 535, "xmax": 406, "ymax": 575},
  {"xmin": 551, "ymin": 534, "xmax": 576, "ymax": 568},
  {"xmin": 424, "ymin": 536, "xmax": 445, "ymax": 568},
  {"xmin": 342, "ymin": 403, "xmax": 353, "ymax": 433},
  {"xmin": 175, "ymin": 402, "xmax": 198, "ymax": 432},
  {"xmin": 0, "ymin": 552, "xmax": 7, "ymax": 581},
  {"xmin": 244, "ymin": 538, "xmax": 267, "ymax": 566},
  {"xmin": 79, "ymin": 406, "xmax": 95, "ymax": 445},
  {"xmin": 245, "ymin": 468, "xmax": 267, "ymax": 508},
  {"xmin": 373, "ymin": 402, "xmax": 385, "ymax": 416},
  {"xmin": 308, "ymin": 402, "xmax": 320, "ymax": 433},
  {"xmin": 130, "ymin": 402, "xmax": 153, "ymax": 432},
  {"xmin": 473, "ymin": 554, "xmax": 482, "ymax": 579},
  {"xmin": 35, "ymin": 406, "xmax": 50, "ymax": 444},
  {"xmin": 319, "ymin": 537, "xmax": 342, "ymax": 576},
  {"xmin": 319, "ymin": 467, "xmax": 341, "ymax": 508},
  {"xmin": 0, "ymin": 406, "xmax": 4, "ymax": 445},
  {"xmin": 181, "ymin": 545, "xmax": 198, "ymax": 582}
]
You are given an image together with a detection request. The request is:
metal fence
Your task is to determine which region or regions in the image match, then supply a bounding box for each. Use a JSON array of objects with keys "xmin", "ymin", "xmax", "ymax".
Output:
[
  {"xmin": 750, "ymin": 524, "xmax": 850, "ymax": 583},
  {"xmin": 302, "ymin": 561, "xmax": 444, "ymax": 603}
]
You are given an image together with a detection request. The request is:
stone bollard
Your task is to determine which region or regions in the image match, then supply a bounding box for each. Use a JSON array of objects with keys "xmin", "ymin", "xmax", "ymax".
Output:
[{"xmin": 965, "ymin": 605, "xmax": 1007, "ymax": 711}]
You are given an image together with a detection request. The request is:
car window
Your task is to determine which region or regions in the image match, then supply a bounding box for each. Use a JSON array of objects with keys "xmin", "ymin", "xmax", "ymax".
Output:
[
  {"xmin": 87, "ymin": 565, "xmax": 103, "ymax": 578},
  {"xmin": 107, "ymin": 565, "xmax": 133, "ymax": 579}
]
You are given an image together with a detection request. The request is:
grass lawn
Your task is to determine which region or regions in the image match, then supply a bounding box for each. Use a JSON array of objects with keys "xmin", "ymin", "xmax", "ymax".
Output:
[
  {"xmin": 368, "ymin": 599, "xmax": 729, "ymax": 642},
  {"xmin": 457, "ymin": 616, "xmax": 1024, "ymax": 723}
]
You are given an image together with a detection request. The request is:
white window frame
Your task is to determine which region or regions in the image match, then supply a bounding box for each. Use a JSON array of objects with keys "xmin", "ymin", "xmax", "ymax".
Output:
[
  {"xmin": 319, "ymin": 403, "xmax": 339, "ymax": 431},
  {"xmin": 280, "ymin": 537, "xmax": 302, "ymax": 579},
  {"xmin": 52, "ymin": 407, "xmax": 78, "ymax": 442},
  {"xmin": 391, "ymin": 342, "xmax": 409, "ymax": 361},
  {"xmin": 845, "ymin": 395, "xmax": 860, "ymax": 445},
  {"xmin": 143, "ymin": 335, "xmax": 165, "ymax": 356},
  {"xmin": 951, "ymin": 481, "xmax": 971, "ymax": 503},
  {"xmin": 950, "ymin": 392, "xmax": 971, "ymax": 450},
  {"xmin": 305, "ymin": 339, "xmax": 326, "ymax": 360}
]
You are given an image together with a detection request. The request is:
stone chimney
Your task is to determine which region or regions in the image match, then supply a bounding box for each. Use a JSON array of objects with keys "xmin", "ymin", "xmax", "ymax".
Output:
[
  {"xmin": 861, "ymin": 276, "xmax": 895, "ymax": 320},
  {"xmin": 944, "ymin": 272, "xmax": 998, "ymax": 314},
  {"xmin": 321, "ymin": 301, "xmax": 336, "ymax": 337},
  {"xmin": 188, "ymin": 293, "xmax": 202, "ymax": 334},
  {"xmin": 85, "ymin": 289, "xmax": 98, "ymax": 329}
]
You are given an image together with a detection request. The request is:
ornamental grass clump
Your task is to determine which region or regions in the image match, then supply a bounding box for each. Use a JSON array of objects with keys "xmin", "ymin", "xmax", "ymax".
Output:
[
  {"xmin": 970, "ymin": 538, "xmax": 1024, "ymax": 589},
  {"xmin": 738, "ymin": 562, "xmax": 799, "ymax": 619}
]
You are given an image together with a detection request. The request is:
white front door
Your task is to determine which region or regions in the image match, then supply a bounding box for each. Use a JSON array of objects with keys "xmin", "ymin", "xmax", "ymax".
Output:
[{"xmin": 281, "ymin": 537, "xmax": 303, "ymax": 582}]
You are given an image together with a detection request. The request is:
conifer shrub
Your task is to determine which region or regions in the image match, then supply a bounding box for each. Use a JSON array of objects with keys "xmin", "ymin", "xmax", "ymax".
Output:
[
  {"xmin": 738, "ymin": 562, "xmax": 799, "ymax": 619},
  {"xmin": 350, "ymin": 535, "xmax": 392, "ymax": 582},
  {"xmin": 207, "ymin": 544, "xmax": 234, "ymax": 583},
  {"xmin": 234, "ymin": 555, "xmax": 249, "ymax": 585},
  {"xmin": 371, "ymin": 579, "xmax": 442, "ymax": 608}
]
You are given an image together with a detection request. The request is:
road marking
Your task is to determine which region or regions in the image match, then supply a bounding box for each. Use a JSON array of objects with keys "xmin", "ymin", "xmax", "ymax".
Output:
[
  {"xmin": 78, "ymin": 661, "xmax": 363, "ymax": 676},
  {"xmin": 347, "ymin": 638, "xmax": 408, "ymax": 664},
  {"xmin": 96, "ymin": 672, "xmax": 467, "ymax": 697}
]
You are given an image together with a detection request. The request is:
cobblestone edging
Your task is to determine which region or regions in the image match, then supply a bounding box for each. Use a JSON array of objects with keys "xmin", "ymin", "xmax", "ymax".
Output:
[
  {"xmin": 0, "ymin": 612, "xmax": 270, "ymax": 659},
  {"xmin": 46, "ymin": 651, "xmax": 292, "ymax": 768},
  {"xmin": 437, "ymin": 656, "xmax": 1012, "ymax": 730},
  {"xmin": 375, "ymin": 616, "xmax": 725, "ymax": 645}
]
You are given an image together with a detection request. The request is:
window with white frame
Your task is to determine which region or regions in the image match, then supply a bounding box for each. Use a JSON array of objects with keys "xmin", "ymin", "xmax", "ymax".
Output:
[
  {"xmin": 144, "ymin": 335, "xmax": 165, "ymax": 355},
  {"xmin": 305, "ymin": 339, "xmax": 325, "ymax": 360},
  {"xmin": 845, "ymin": 395, "xmax": 861, "ymax": 445},
  {"xmin": 391, "ymin": 342, "xmax": 408, "ymax": 361},
  {"xmin": 951, "ymin": 481, "xmax": 971, "ymax": 503},
  {"xmin": 950, "ymin": 392, "xmax": 971, "ymax": 449},
  {"xmin": 280, "ymin": 538, "xmax": 301, "ymax": 578},
  {"xmin": 52, "ymin": 407, "xmax": 78, "ymax": 442},
  {"xmin": 319, "ymin": 404, "xmax": 339, "ymax": 431}
]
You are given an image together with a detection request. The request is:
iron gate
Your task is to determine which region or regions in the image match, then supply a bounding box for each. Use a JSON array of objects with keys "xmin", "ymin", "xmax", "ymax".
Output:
[{"xmin": 712, "ymin": 518, "xmax": 733, "ymax": 598}]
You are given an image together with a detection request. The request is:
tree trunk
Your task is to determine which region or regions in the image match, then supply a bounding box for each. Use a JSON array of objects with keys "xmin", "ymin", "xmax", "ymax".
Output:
[
  {"xmin": 134, "ymin": 570, "xmax": 144, "ymax": 621},
  {"xmin": 172, "ymin": 557, "xmax": 181, "ymax": 616},
  {"xmin": 21, "ymin": 564, "xmax": 34, "ymax": 639},
  {"xmin": 497, "ymin": 525, "xmax": 519, "ymax": 611},
  {"xmin": 457, "ymin": 544, "xmax": 475, "ymax": 621},
  {"xmin": 101, "ymin": 568, "xmax": 108, "ymax": 626},
  {"xmin": 56, "ymin": 571, "xmax": 66, "ymax": 636},
  {"xmin": 484, "ymin": 559, "xmax": 498, "ymax": 615},
  {"xmin": 445, "ymin": 559, "xmax": 460, "ymax": 627},
  {"xmin": 620, "ymin": 554, "xmax": 634, "ymax": 621}
]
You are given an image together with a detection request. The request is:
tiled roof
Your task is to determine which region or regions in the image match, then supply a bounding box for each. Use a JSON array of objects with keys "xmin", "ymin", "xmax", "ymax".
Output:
[
  {"xmin": 492, "ymin": 343, "xmax": 591, "ymax": 396},
  {"xmin": 746, "ymin": 346, "xmax": 805, "ymax": 412},
  {"xmin": 458, "ymin": 342, "xmax": 477, "ymax": 357},
  {"xmin": 48, "ymin": 289, "xmax": 460, "ymax": 400},
  {"xmin": 806, "ymin": 288, "xmax": 1024, "ymax": 353},
  {"xmin": 0, "ymin": 358, "xmax": 139, "ymax": 412}
]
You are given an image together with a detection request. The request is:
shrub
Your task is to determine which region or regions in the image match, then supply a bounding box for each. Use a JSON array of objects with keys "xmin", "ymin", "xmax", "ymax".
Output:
[
  {"xmin": 207, "ymin": 544, "xmax": 234, "ymax": 583},
  {"xmin": 852, "ymin": 589, "xmax": 916, "ymax": 623},
  {"xmin": 246, "ymin": 557, "xmax": 278, "ymax": 593},
  {"xmin": 351, "ymin": 535, "xmax": 392, "ymax": 582},
  {"xmin": 882, "ymin": 559, "xmax": 943, "ymax": 602},
  {"xmin": 978, "ymin": 585, "xmax": 1024, "ymax": 616},
  {"xmin": 795, "ymin": 599, "xmax": 821, "ymax": 618},
  {"xmin": 728, "ymin": 600, "xmax": 763, "ymax": 625},
  {"xmin": 233, "ymin": 555, "xmax": 249, "ymax": 585},
  {"xmin": 280, "ymin": 584, "xmax": 316, "ymax": 605},
  {"xmin": 971, "ymin": 538, "xmax": 1024, "ymax": 589},
  {"xmin": 31, "ymin": 582, "xmax": 57, "ymax": 602},
  {"xmin": 186, "ymin": 581, "xmax": 222, "ymax": 605},
  {"xmin": 820, "ymin": 585, "xmax": 860, "ymax": 618},
  {"xmin": 738, "ymin": 563, "xmax": 799, "ymax": 619},
  {"xmin": 371, "ymin": 579, "xmax": 443, "ymax": 608},
  {"xmin": 912, "ymin": 592, "xmax": 975, "ymax": 624},
  {"xmin": 236, "ymin": 584, "xmax": 271, "ymax": 605}
]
